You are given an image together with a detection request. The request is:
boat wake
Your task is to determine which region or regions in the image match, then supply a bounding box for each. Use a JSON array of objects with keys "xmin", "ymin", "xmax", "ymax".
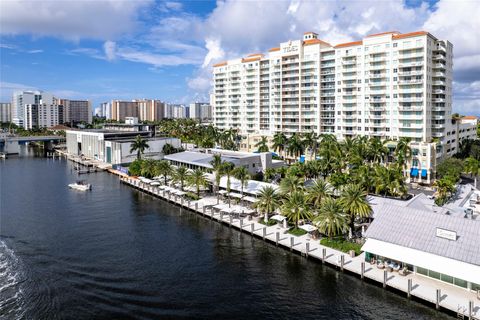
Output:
[{"xmin": 0, "ymin": 239, "xmax": 26, "ymax": 319}]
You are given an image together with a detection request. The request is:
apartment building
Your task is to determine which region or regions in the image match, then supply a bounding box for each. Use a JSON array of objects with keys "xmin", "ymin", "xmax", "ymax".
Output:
[
  {"xmin": 12, "ymin": 90, "xmax": 44, "ymax": 127},
  {"xmin": 23, "ymin": 93, "xmax": 61, "ymax": 129},
  {"xmin": 111, "ymin": 99, "xmax": 165, "ymax": 122},
  {"xmin": 165, "ymin": 104, "xmax": 189, "ymax": 119},
  {"xmin": 0, "ymin": 103, "xmax": 12, "ymax": 123},
  {"xmin": 212, "ymin": 31, "xmax": 477, "ymax": 183},
  {"xmin": 59, "ymin": 99, "xmax": 92, "ymax": 124},
  {"xmin": 189, "ymin": 102, "xmax": 212, "ymax": 122}
]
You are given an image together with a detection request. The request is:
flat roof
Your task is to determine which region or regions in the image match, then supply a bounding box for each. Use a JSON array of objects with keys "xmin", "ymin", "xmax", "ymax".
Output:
[
  {"xmin": 164, "ymin": 151, "xmax": 243, "ymax": 168},
  {"xmin": 365, "ymin": 203, "xmax": 480, "ymax": 266}
]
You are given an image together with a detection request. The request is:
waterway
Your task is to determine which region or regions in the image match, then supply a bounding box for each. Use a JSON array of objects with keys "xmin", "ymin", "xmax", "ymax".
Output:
[{"xmin": 0, "ymin": 147, "xmax": 451, "ymax": 319}]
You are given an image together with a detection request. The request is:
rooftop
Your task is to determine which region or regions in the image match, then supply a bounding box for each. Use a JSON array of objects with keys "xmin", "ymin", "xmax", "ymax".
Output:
[{"xmin": 365, "ymin": 203, "xmax": 480, "ymax": 266}]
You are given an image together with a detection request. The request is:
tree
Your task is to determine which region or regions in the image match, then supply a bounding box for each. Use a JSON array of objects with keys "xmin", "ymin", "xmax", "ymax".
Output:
[
  {"xmin": 286, "ymin": 133, "xmax": 304, "ymax": 159},
  {"xmin": 140, "ymin": 159, "xmax": 156, "ymax": 178},
  {"xmin": 302, "ymin": 131, "xmax": 318, "ymax": 160},
  {"xmin": 155, "ymin": 160, "xmax": 173, "ymax": 185},
  {"xmin": 254, "ymin": 186, "xmax": 282, "ymax": 223},
  {"xmin": 281, "ymin": 191, "xmax": 311, "ymax": 228},
  {"xmin": 222, "ymin": 162, "xmax": 236, "ymax": 207},
  {"xmin": 272, "ymin": 132, "xmax": 287, "ymax": 158},
  {"xmin": 433, "ymin": 177, "xmax": 456, "ymax": 206},
  {"xmin": 263, "ymin": 167, "xmax": 277, "ymax": 182},
  {"xmin": 233, "ymin": 166, "xmax": 250, "ymax": 198},
  {"xmin": 394, "ymin": 137, "xmax": 412, "ymax": 173},
  {"xmin": 306, "ymin": 178, "xmax": 332, "ymax": 209},
  {"xmin": 373, "ymin": 164, "xmax": 407, "ymax": 197},
  {"xmin": 162, "ymin": 143, "xmax": 177, "ymax": 155},
  {"xmin": 314, "ymin": 198, "xmax": 348, "ymax": 238},
  {"xmin": 188, "ymin": 168, "xmax": 208, "ymax": 197},
  {"xmin": 255, "ymin": 136, "xmax": 270, "ymax": 153},
  {"xmin": 338, "ymin": 184, "xmax": 372, "ymax": 237},
  {"xmin": 436, "ymin": 157, "xmax": 464, "ymax": 181},
  {"xmin": 464, "ymin": 156, "xmax": 480, "ymax": 187},
  {"xmin": 210, "ymin": 154, "xmax": 224, "ymax": 203},
  {"xmin": 128, "ymin": 159, "xmax": 143, "ymax": 176},
  {"xmin": 368, "ymin": 137, "xmax": 388, "ymax": 164},
  {"xmin": 279, "ymin": 175, "xmax": 303, "ymax": 195},
  {"xmin": 173, "ymin": 166, "xmax": 190, "ymax": 191},
  {"xmin": 130, "ymin": 135, "xmax": 150, "ymax": 160}
]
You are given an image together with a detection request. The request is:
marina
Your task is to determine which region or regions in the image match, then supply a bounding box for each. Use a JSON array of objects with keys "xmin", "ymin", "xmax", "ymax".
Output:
[{"xmin": 117, "ymin": 173, "xmax": 480, "ymax": 319}]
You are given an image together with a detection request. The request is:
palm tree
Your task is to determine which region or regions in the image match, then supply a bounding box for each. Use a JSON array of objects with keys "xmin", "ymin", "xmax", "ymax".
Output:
[
  {"xmin": 173, "ymin": 166, "xmax": 190, "ymax": 191},
  {"xmin": 374, "ymin": 164, "xmax": 407, "ymax": 197},
  {"xmin": 254, "ymin": 186, "xmax": 281, "ymax": 223},
  {"xmin": 279, "ymin": 175, "xmax": 303, "ymax": 195},
  {"xmin": 281, "ymin": 191, "xmax": 311, "ymax": 228},
  {"xmin": 306, "ymin": 178, "xmax": 332, "ymax": 209},
  {"xmin": 368, "ymin": 137, "xmax": 388, "ymax": 164},
  {"xmin": 155, "ymin": 160, "xmax": 173, "ymax": 185},
  {"xmin": 272, "ymin": 132, "xmax": 287, "ymax": 158},
  {"xmin": 338, "ymin": 184, "xmax": 372, "ymax": 237},
  {"xmin": 286, "ymin": 133, "xmax": 304, "ymax": 160},
  {"xmin": 130, "ymin": 135, "xmax": 150, "ymax": 160},
  {"xmin": 162, "ymin": 143, "xmax": 177, "ymax": 155},
  {"xmin": 209, "ymin": 154, "xmax": 224, "ymax": 203},
  {"xmin": 314, "ymin": 198, "xmax": 348, "ymax": 238},
  {"xmin": 302, "ymin": 131, "xmax": 318, "ymax": 160},
  {"xmin": 255, "ymin": 136, "xmax": 270, "ymax": 153},
  {"xmin": 233, "ymin": 166, "xmax": 250, "ymax": 198},
  {"xmin": 395, "ymin": 137, "xmax": 412, "ymax": 173},
  {"xmin": 188, "ymin": 168, "xmax": 208, "ymax": 197},
  {"xmin": 263, "ymin": 167, "xmax": 277, "ymax": 182},
  {"xmin": 222, "ymin": 162, "xmax": 235, "ymax": 207},
  {"xmin": 140, "ymin": 159, "xmax": 156, "ymax": 178},
  {"xmin": 464, "ymin": 156, "xmax": 480, "ymax": 188}
]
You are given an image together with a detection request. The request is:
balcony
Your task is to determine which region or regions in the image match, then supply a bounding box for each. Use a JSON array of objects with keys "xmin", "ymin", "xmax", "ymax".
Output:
[
  {"xmin": 398, "ymin": 79, "xmax": 423, "ymax": 85},
  {"xmin": 432, "ymin": 98, "xmax": 445, "ymax": 103},
  {"xmin": 342, "ymin": 60, "xmax": 357, "ymax": 65},
  {"xmin": 399, "ymin": 122, "xmax": 424, "ymax": 129},
  {"xmin": 369, "ymin": 81, "xmax": 387, "ymax": 87},
  {"xmin": 433, "ymin": 89, "xmax": 446, "ymax": 94},
  {"xmin": 399, "ymin": 97, "xmax": 423, "ymax": 103},
  {"xmin": 398, "ymin": 70, "xmax": 423, "ymax": 76},
  {"xmin": 370, "ymin": 73, "xmax": 387, "ymax": 79},
  {"xmin": 434, "ymin": 72, "xmax": 446, "ymax": 77},
  {"xmin": 434, "ymin": 63, "xmax": 446, "ymax": 69},
  {"xmin": 432, "ymin": 123, "xmax": 446, "ymax": 129},
  {"xmin": 370, "ymin": 114, "xmax": 386, "ymax": 120},
  {"xmin": 370, "ymin": 64, "xmax": 387, "ymax": 70},
  {"xmin": 398, "ymin": 105, "xmax": 423, "ymax": 111},
  {"xmin": 398, "ymin": 61, "xmax": 424, "ymax": 68},
  {"xmin": 434, "ymin": 54, "xmax": 446, "ymax": 60}
]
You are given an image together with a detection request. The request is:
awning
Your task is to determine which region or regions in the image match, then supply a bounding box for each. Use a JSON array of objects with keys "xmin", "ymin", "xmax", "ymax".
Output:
[
  {"xmin": 243, "ymin": 196, "xmax": 257, "ymax": 203},
  {"xmin": 150, "ymin": 181, "xmax": 160, "ymax": 186},
  {"xmin": 229, "ymin": 193, "xmax": 243, "ymax": 199},
  {"xmin": 299, "ymin": 224, "xmax": 317, "ymax": 233},
  {"xmin": 421, "ymin": 169, "xmax": 428, "ymax": 178},
  {"xmin": 362, "ymin": 238, "xmax": 480, "ymax": 284},
  {"xmin": 219, "ymin": 190, "xmax": 228, "ymax": 195},
  {"xmin": 410, "ymin": 168, "xmax": 419, "ymax": 176},
  {"xmin": 271, "ymin": 214, "xmax": 286, "ymax": 222}
]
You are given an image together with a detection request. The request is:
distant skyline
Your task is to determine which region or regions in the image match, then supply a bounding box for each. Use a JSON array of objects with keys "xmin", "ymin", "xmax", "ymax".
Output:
[{"xmin": 1, "ymin": 0, "xmax": 479, "ymax": 115}]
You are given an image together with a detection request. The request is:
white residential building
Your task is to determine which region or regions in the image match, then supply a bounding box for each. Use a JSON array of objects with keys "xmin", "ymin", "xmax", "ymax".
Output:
[
  {"xmin": 12, "ymin": 90, "xmax": 44, "ymax": 127},
  {"xmin": 23, "ymin": 93, "xmax": 61, "ymax": 129},
  {"xmin": 189, "ymin": 102, "xmax": 212, "ymax": 121},
  {"xmin": 0, "ymin": 103, "xmax": 12, "ymax": 123},
  {"xmin": 212, "ymin": 31, "xmax": 477, "ymax": 183}
]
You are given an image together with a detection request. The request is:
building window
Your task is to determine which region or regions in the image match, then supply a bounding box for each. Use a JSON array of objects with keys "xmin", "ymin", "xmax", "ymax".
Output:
[{"xmin": 393, "ymin": 43, "xmax": 398, "ymax": 47}]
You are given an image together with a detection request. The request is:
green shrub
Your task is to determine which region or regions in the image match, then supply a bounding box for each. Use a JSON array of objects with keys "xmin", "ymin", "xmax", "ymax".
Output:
[
  {"xmin": 259, "ymin": 218, "xmax": 277, "ymax": 226},
  {"xmin": 287, "ymin": 227, "xmax": 307, "ymax": 236},
  {"xmin": 320, "ymin": 237, "xmax": 362, "ymax": 255}
]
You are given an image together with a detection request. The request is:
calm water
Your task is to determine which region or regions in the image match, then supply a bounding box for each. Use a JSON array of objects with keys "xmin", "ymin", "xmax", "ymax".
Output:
[{"xmin": 0, "ymin": 148, "xmax": 451, "ymax": 319}]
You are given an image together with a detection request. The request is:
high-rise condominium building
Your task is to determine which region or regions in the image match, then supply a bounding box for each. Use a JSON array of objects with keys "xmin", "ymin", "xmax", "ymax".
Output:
[
  {"xmin": 212, "ymin": 30, "xmax": 477, "ymax": 182},
  {"xmin": 23, "ymin": 92, "xmax": 61, "ymax": 129},
  {"xmin": 0, "ymin": 103, "xmax": 12, "ymax": 123},
  {"xmin": 111, "ymin": 99, "xmax": 164, "ymax": 122},
  {"xmin": 165, "ymin": 104, "xmax": 188, "ymax": 119},
  {"xmin": 189, "ymin": 102, "xmax": 212, "ymax": 121},
  {"xmin": 59, "ymin": 99, "xmax": 92, "ymax": 124},
  {"xmin": 12, "ymin": 90, "xmax": 44, "ymax": 127}
]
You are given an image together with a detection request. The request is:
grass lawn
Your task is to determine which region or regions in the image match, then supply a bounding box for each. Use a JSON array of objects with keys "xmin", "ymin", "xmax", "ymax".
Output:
[
  {"xmin": 259, "ymin": 219, "xmax": 277, "ymax": 226},
  {"xmin": 287, "ymin": 227, "xmax": 307, "ymax": 236},
  {"xmin": 320, "ymin": 237, "xmax": 362, "ymax": 255}
]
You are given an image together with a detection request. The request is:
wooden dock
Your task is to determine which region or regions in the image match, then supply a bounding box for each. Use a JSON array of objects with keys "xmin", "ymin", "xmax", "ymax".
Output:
[{"xmin": 119, "ymin": 175, "xmax": 480, "ymax": 320}]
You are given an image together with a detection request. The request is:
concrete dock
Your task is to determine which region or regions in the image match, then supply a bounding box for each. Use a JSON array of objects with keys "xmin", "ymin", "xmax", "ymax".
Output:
[{"xmin": 119, "ymin": 175, "xmax": 480, "ymax": 320}]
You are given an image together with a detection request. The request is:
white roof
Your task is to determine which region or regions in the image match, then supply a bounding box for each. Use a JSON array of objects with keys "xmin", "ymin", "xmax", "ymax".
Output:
[
  {"xmin": 229, "ymin": 193, "xmax": 243, "ymax": 199},
  {"xmin": 271, "ymin": 214, "xmax": 286, "ymax": 221},
  {"xmin": 299, "ymin": 224, "xmax": 317, "ymax": 232},
  {"xmin": 216, "ymin": 176, "xmax": 279, "ymax": 196},
  {"xmin": 362, "ymin": 238, "xmax": 480, "ymax": 285},
  {"xmin": 243, "ymin": 196, "xmax": 258, "ymax": 203}
]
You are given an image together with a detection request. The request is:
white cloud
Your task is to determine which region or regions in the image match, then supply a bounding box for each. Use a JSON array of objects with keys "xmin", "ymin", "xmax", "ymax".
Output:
[
  {"xmin": 103, "ymin": 41, "xmax": 116, "ymax": 61},
  {"xmin": 0, "ymin": 0, "xmax": 152, "ymax": 40}
]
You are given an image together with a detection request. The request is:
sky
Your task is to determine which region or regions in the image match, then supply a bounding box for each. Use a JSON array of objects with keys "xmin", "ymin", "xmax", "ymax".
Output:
[{"xmin": 0, "ymin": 0, "xmax": 479, "ymax": 115}]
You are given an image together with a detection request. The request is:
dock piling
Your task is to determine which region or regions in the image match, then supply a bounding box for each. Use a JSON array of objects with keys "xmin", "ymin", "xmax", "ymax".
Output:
[
  {"xmin": 361, "ymin": 262, "xmax": 365, "ymax": 279},
  {"xmin": 469, "ymin": 301, "xmax": 473, "ymax": 319},
  {"xmin": 202, "ymin": 206, "xmax": 206, "ymax": 216},
  {"xmin": 322, "ymin": 248, "xmax": 326, "ymax": 263},
  {"xmin": 305, "ymin": 242, "xmax": 310, "ymax": 258},
  {"xmin": 229, "ymin": 215, "xmax": 232, "ymax": 227},
  {"xmin": 436, "ymin": 289, "xmax": 441, "ymax": 310},
  {"xmin": 340, "ymin": 255, "xmax": 344, "ymax": 271},
  {"xmin": 195, "ymin": 203, "xmax": 198, "ymax": 211},
  {"xmin": 240, "ymin": 218, "xmax": 243, "ymax": 232},
  {"xmin": 275, "ymin": 232, "xmax": 279, "ymax": 246},
  {"xmin": 383, "ymin": 270, "xmax": 387, "ymax": 288},
  {"xmin": 407, "ymin": 279, "xmax": 412, "ymax": 298},
  {"xmin": 290, "ymin": 237, "xmax": 294, "ymax": 251},
  {"xmin": 262, "ymin": 227, "xmax": 266, "ymax": 240}
]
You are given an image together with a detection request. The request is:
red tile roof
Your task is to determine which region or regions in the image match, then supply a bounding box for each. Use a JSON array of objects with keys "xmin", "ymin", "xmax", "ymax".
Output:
[
  {"xmin": 334, "ymin": 40, "xmax": 363, "ymax": 48},
  {"xmin": 303, "ymin": 38, "xmax": 331, "ymax": 47},
  {"xmin": 212, "ymin": 61, "xmax": 227, "ymax": 67}
]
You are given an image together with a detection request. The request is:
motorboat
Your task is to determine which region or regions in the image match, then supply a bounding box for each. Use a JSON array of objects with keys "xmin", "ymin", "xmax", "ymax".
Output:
[{"xmin": 68, "ymin": 181, "xmax": 92, "ymax": 191}]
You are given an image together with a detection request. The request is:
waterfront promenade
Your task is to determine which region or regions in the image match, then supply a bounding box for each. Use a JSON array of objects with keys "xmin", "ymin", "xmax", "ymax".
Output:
[{"xmin": 118, "ymin": 173, "xmax": 479, "ymax": 320}]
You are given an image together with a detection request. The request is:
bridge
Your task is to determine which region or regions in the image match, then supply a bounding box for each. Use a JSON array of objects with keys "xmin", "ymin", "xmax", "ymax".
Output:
[{"xmin": 0, "ymin": 135, "xmax": 65, "ymax": 154}]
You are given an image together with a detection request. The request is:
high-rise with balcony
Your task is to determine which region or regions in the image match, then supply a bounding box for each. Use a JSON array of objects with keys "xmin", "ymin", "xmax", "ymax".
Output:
[{"xmin": 212, "ymin": 30, "xmax": 476, "ymax": 182}]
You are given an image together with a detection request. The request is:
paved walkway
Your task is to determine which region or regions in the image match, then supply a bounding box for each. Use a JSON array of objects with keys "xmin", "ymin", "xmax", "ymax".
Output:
[{"xmin": 120, "ymin": 176, "xmax": 479, "ymax": 319}]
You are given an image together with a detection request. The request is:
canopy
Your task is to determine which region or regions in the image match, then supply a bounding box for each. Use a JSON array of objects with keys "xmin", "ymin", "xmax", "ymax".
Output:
[
  {"xmin": 219, "ymin": 190, "xmax": 228, "ymax": 195},
  {"xmin": 229, "ymin": 193, "xmax": 243, "ymax": 199},
  {"xmin": 271, "ymin": 214, "xmax": 286, "ymax": 222},
  {"xmin": 410, "ymin": 168, "xmax": 419, "ymax": 177},
  {"xmin": 243, "ymin": 196, "xmax": 258, "ymax": 203},
  {"xmin": 299, "ymin": 224, "xmax": 317, "ymax": 233},
  {"xmin": 421, "ymin": 169, "xmax": 428, "ymax": 178},
  {"xmin": 150, "ymin": 181, "xmax": 161, "ymax": 186}
]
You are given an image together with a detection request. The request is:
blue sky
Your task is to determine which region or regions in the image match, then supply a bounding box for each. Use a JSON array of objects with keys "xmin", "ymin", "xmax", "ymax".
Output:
[{"xmin": 1, "ymin": 0, "xmax": 479, "ymax": 115}]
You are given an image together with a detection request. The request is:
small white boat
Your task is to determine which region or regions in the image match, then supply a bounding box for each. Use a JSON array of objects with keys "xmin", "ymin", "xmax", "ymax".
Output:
[
  {"xmin": 68, "ymin": 181, "xmax": 92, "ymax": 191},
  {"xmin": 0, "ymin": 153, "xmax": 6, "ymax": 159}
]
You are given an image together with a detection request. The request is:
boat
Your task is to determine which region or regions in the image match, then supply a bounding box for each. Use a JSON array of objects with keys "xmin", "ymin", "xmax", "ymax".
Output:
[
  {"xmin": 68, "ymin": 181, "xmax": 92, "ymax": 191},
  {"xmin": 0, "ymin": 153, "xmax": 6, "ymax": 159}
]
